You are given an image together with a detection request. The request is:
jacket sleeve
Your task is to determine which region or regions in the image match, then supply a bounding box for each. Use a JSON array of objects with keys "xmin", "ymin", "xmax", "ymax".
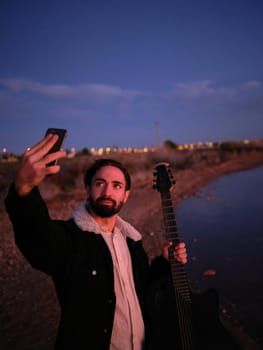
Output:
[{"xmin": 5, "ymin": 183, "xmax": 72, "ymax": 277}]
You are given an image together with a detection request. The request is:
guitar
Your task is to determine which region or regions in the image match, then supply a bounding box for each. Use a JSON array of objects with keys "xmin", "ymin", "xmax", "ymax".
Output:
[{"xmin": 146, "ymin": 162, "xmax": 240, "ymax": 350}]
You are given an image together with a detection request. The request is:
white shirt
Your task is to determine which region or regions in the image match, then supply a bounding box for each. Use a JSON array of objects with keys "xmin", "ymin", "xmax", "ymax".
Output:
[{"xmin": 102, "ymin": 226, "xmax": 145, "ymax": 350}]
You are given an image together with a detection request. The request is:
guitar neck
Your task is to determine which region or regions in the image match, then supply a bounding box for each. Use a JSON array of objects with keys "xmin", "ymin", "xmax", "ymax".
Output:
[
  {"xmin": 161, "ymin": 191, "xmax": 180, "ymax": 244},
  {"xmin": 154, "ymin": 162, "xmax": 195, "ymax": 349},
  {"xmin": 160, "ymin": 191, "xmax": 191, "ymax": 304}
]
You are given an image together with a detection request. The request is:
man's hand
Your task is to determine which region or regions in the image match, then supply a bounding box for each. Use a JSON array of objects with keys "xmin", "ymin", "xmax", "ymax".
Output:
[
  {"xmin": 14, "ymin": 134, "xmax": 67, "ymax": 196},
  {"xmin": 163, "ymin": 242, "xmax": 188, "ymax": 265}
]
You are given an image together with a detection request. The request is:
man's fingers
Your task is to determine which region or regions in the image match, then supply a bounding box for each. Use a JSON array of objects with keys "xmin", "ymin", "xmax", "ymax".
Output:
[
  {"xmin": 175, "ymin": 243, "xmax": 188, "ymax": 264},
  {"xmin": 176, "ymin": 242, "xmax": 186, "ymax": 249},
  {"xmin": 23, "ymin": 134, "xmax": 64, "ymax": 168},
  {"xmin": 25, "ymin": 133, "xmax": 54, "ymax": 154},
  {"xmin": 44, "ymin": 150, "xmax": 67, "ymax": 166},
  {"xmin": 45, "ymin": 164, "xmax": 62, "ymax": 176},
  {"xmin": 25, "ymin": 134, "xmax": 59, "ymax": 160}
]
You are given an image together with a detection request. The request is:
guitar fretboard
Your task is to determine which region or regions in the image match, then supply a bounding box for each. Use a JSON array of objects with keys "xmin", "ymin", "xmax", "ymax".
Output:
[{"xmin": 161, "ymin": 191, "xmax": 192, "ymax": 304}]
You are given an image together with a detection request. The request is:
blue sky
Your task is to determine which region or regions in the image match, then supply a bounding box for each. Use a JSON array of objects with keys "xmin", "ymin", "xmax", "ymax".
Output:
[{"xmin": 1, "ymin": 0, "xmax": 263, "ymax": 154}]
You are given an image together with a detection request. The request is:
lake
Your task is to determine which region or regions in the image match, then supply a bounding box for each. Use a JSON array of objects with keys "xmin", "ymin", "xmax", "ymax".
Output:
[{"xmin": 176, "ymin": 165, "xmax": 263, "ymax": 346}]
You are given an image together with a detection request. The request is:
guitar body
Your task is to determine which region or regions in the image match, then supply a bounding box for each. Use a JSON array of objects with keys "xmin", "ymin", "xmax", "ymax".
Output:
[
  {"xmin": 148, "ymin": 163, "xmax": 240, "ymax": 350},
  {"xmin": 146, "ymin": 274, "xmax": 239, "ymax": 350}
]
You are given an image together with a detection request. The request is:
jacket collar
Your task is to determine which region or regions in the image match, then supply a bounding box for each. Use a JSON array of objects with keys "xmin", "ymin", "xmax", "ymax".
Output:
[{"xmin": 73, "ymin": 202, "xmax": 142, "ymax": 242}]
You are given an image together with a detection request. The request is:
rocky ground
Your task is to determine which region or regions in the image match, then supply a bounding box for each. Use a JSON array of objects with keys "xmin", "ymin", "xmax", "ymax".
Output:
[{"xmin": 1, "ymin": 150, "xmax": 263, "ymax": 350}]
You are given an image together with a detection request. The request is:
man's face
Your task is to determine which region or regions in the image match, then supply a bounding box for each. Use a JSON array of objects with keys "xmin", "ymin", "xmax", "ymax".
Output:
[{"xmin": 87, "ymin": 165, "xmax": 130, "ymax": 218}]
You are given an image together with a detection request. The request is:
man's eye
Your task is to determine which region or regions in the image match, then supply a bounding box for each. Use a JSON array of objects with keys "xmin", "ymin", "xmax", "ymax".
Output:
[
  {"xmin": 114, "ymin": 183, "xmax": 122, "ymax": 189},
  {"xmin": 96, "ymin": 182, "xmax": 104, "ymax": 187}
]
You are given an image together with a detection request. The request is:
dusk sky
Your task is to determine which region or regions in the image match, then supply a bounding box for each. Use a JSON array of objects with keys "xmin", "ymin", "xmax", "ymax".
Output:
[{"xmin": 1, "ymin": 0, "xmax": 263, "ymax": 154}]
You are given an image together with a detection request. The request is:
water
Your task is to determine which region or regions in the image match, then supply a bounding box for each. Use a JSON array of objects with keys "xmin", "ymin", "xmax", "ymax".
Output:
[{"xmin": 176, "ymin": 166, "xmax": 263, "ymax": 345}]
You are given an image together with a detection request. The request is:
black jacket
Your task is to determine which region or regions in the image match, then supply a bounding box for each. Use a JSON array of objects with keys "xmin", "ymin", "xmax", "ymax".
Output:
[{"xmin": 5, "ymin": 184, "xmax": 170, "ymax": 350}]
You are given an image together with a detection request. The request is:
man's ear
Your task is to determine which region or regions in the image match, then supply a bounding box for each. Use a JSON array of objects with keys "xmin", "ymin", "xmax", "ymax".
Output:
[{"xmin": 123, "ymin": 190, "xmax": 130, "ymax": 203}]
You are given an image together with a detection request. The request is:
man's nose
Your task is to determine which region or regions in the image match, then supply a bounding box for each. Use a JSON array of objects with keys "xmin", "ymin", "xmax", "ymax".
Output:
[{"xmin": 102, "ymin": 184, "xmax": 112, "ymax": 196}]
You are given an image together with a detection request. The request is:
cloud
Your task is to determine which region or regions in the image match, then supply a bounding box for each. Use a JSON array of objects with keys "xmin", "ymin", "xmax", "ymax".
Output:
[
  {"xmin": 238, "ymin": 80, "xmax": 261, "ymax": 90},
  {"xmin": 1, "ymin": 77, "xmax": 261, "ymax": 107},
  {"xmin": 0, "ymin": 78, "xmax": 73, "ymax": 97},
  {"xmin": 174, "ymin": 80, "xmax": 217, "ymax": 98},
  {"xmin": 1, "ymin": 77, "xmax": 262, "ymax": 129},
  {"xmin": 168, "ymin": 80, "xmax": 247, "ymax": 101},
  {"xmin": 0, "ymin": 78, "xmax": 141, "ymax": 103}
]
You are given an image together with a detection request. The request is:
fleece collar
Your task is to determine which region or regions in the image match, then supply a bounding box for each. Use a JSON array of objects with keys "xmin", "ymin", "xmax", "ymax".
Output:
[{"xmin": 73, "ymin": 202, "xmax": 142, "ymax": 242}]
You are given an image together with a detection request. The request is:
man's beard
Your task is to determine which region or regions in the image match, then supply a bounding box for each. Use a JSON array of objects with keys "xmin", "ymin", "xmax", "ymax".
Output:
[{"xmin": 88, "ymin": 196, "xmax": 124, "ymax": 218}]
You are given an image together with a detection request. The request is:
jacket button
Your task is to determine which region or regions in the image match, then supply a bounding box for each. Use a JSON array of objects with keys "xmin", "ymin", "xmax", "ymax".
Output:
[{"xmin": 103, "ymin": 328, "xmax": 107, "ymax": 333}]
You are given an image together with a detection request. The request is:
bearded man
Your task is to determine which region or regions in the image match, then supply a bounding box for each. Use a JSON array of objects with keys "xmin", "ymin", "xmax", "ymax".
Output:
[{"xmin": 5, "ymin": 133, "xmax": 187, "ymax": 350}]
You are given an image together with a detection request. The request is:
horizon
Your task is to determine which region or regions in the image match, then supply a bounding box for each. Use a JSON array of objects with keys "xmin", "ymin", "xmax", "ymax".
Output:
[{"xmin": 2, "ymin": 136, "xmax": 262, "ymax": 158}]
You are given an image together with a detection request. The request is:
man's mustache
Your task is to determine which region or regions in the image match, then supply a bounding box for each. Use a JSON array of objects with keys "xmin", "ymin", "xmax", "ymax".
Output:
[{"xmin": 96, "ymin": 196, "xmax": 116, "ymax": 205}]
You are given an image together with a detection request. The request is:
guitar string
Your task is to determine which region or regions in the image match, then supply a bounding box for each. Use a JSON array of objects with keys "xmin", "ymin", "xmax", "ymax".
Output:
[
  {"xmin": 163, "ymin": 193, "xmax": 195, "ymax": 349},
  {"xmin": 169, "ymin": 253, "xmax": 188, "ymax": 349},
  {"xmin": 169, "ymin": 246, "xmax": 194, "ymax": 349},
  {"xmin": 173, "ymin": 261, "xmax": 194, "ymax": 349}
]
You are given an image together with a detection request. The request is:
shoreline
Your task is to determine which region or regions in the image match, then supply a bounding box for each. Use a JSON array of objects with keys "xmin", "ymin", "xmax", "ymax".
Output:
[{"xmin": 121, "ymin": 151, "xmax": 263, "ymax": 258}]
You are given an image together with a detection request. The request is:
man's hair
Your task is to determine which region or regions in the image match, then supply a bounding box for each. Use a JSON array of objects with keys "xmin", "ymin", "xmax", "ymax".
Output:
[{"xmin": 84, "ymin": 158, "xmax": 131, "ymax": 190}]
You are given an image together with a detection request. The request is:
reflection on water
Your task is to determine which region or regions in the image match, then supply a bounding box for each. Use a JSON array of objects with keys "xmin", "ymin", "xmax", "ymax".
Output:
[{"xmin": 176, "ymin": 166, "xmax": 263, "ymax": 345}]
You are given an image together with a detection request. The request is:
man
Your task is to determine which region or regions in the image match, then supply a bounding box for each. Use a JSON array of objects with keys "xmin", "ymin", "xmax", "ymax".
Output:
[{"xmin": 5, "ymin": 134, "xmax": 187, "ymax": 350}]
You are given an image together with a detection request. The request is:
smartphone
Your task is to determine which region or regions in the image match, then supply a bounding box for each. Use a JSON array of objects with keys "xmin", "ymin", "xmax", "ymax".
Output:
[{"xmin": 45, "ymin": 128, "xmax": 67, "ymax": 166}]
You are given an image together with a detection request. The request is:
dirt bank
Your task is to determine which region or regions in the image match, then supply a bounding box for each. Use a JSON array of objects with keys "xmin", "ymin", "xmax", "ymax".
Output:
[{"xmin": 1, "ymin": 150, "xmax": 263, "ymax": 350}]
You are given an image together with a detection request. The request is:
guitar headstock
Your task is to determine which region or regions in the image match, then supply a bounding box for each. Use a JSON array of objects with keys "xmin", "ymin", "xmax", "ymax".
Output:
[{"xmin": 153, "ymin": 162, "xmax": 176, "ymax": 193}]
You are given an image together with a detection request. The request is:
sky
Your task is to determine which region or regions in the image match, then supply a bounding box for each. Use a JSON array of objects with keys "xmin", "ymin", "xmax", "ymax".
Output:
[{"xmin": 1, "ymin": 0, "xmax": 263, "ymax": 155}]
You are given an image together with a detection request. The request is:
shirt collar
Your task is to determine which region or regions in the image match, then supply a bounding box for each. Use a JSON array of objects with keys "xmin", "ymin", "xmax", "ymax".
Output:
[{"xmin": 73, "ymin": 202, "xmax": 142, "ymax": 241}]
